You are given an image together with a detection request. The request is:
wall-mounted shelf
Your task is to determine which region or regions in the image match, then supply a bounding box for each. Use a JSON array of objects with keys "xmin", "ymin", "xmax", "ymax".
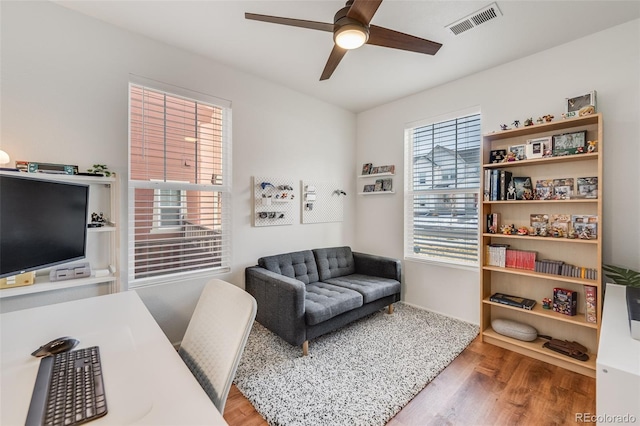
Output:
[{"xmin": 359, "ymin": 191, "xmax": 396, "ymax": 195}]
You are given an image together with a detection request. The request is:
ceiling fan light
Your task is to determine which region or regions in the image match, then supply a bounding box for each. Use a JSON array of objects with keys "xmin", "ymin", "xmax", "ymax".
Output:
[{"xmin": 334, "ymin": 24, "xmax": 368, "ymax": 49}]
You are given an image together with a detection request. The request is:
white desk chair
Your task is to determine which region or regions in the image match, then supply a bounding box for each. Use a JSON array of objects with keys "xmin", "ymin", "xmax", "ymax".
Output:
[{"xmin": 178, "ymin": 279, "xmax": 257, "ymax": 413}]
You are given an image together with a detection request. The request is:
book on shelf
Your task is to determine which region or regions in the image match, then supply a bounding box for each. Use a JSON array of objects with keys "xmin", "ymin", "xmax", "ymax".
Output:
[
  {"xmin": 483, "ymin": 169, "xmax": 491, "ymax": 201},
  {"xmin": 553, "ymin": 287, "xmax": 577, "ymax": 316},
  {"xmin": 500, "ymin": 170, "xmax": 513, "ymax": 201},
  {"xmin": 486, "ymin": 213, "xmax": 500, "ymax": 234},
  {"xmin": 490, "ymin": 293, "xmax": 537, "ymax": 310},
  {"xmin": 490, "ymin": 169, "xmax": 500, "ymax": 201},
  {"xmin": 585, "ymin": 286, "xmax": 597, "ymax": 324}
]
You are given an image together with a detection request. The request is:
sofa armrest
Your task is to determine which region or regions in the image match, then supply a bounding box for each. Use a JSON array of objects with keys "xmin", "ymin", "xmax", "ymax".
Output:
[
  {"xmin": 245, "ymin": 266, "xmax": 307, "ymax": 346},
  {"xmin": 352, "ymin": 252, "xmax": 402, "ymax": 282}
]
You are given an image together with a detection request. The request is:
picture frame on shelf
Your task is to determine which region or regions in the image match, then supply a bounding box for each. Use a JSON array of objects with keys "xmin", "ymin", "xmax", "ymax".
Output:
[
  {"xmin": 552, "ymin": 130, "xmax": 587, "ymax": 156},
  {"xmin": 525, "ymin": 137, "xmax": 551, "ymax": 159},
  {"xmin": 361, "ymin": 163, "xmax": 372, "ymax": 175},
  {"xmin": 565, "ymin": 90, "xmax": 597, "ymax": 118},
  {"xmin": 363, "ymin": 184, "xmax": 375, "ymax": 193},
  {"xmin": 508, "ymin": 144, "xmax": 526, "ymax": 161},
  {"xmin": 489, "ymin": 149, "xmax": 507, "ymax": 163},
  {"xmin": 374, "ymin": 179, "xmax": 383, "ymax": 191},
  {"xmin": 513, "ymin": 176, "xmax": 533, "ymax": 200},
  {"xmin": 381, "ymin": 178, "xmax": 392, "ymax": 191},
  {"xmin": 371, "ymin": 166, "xmax": 379, "ymax": 175}
]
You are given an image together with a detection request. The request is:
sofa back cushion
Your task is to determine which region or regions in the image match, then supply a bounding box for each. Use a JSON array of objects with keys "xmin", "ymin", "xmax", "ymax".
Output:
[
  {"xmin": 258, "ymin": 250, "xmax": 319, "ymax": 284},
  {"xmin": 313, "ymin": 246, "xmax": 356, "ymax": 281}
]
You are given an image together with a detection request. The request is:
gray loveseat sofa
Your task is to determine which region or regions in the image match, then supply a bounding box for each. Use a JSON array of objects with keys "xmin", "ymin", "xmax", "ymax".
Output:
[{"xmin": 245, "ymin": 246, "xmax": 401, "ymax": 355}]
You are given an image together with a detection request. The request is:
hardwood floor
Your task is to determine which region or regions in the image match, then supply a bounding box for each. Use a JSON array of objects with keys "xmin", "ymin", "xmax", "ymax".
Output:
[{"xmin": 223, "ymin": 336, "xmax": 596, "ymax": 426}]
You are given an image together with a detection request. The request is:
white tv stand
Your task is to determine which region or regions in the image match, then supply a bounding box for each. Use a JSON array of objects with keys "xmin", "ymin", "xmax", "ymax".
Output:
[{"xmin": 596, "ymin": 284, "xmax": 640, "ymax": 424}]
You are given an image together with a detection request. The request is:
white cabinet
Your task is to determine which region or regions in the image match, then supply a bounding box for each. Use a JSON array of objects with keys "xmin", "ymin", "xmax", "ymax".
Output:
[
  {"xmin": 596, "ymin": 284, "xmax": 640, "ymax": 424},
  {"xmin": 0, "ymin": 173, "xmax": 119, "ymax": 305}
]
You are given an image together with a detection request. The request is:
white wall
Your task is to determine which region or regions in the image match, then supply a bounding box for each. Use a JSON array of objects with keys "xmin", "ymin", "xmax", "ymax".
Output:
[
  {"xmin": 355, "ymin": 19, "xmax": 640, "ymax": 324},
  {"xmin": 0, "ymin": 1, "xmax": 357, "ymax": 343}
]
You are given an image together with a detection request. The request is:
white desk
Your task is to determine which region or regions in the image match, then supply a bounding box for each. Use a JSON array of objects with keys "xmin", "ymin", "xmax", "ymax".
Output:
[{"xmin": 1, "ymin": 291, "xmax": 227, "ymax": 425}]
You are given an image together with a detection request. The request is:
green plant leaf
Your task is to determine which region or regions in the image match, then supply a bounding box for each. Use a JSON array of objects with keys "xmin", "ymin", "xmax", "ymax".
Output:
[{"xmin": 603, "ymin": 264, "xmax": 640, "ymax": 287}]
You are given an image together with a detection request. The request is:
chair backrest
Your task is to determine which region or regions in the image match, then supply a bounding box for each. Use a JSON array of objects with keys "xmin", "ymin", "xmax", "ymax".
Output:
[{"xmin": 178, "ymin": 279, "xmax": 257, "ymax": 413}]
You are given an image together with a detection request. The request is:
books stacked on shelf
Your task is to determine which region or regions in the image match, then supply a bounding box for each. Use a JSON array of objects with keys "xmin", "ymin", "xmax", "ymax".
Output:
[
  {"xmin": 486, "ymin": 244, "xmax": 509, "ymax": 267},
  {"xmin": 490, "ymin": 292, "xmax": 537, "ymax": 310},
  {"xmin": 553, "ymin": 287, "xmax": 577, "ymax": 316},
  {"xmin": 505, "ymin": 249, "xmax": 536, "ymax": 271},
  {"xmin": 534, "ymin": 259, "xmax": 598, "ymax": 279},
  {"xmin": 585, "ymin": 286, "xmax": 597, "ymax": 324}
]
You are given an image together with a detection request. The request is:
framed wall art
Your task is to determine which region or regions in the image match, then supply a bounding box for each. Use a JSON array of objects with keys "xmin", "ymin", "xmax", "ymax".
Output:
[{"xmin": 552, "ymin": 131, "xmax": 587, "ymax": 156}]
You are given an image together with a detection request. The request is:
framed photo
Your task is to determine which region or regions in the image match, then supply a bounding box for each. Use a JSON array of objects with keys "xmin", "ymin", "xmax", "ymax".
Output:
[
  {"xmin": 552, "ymin": 131, "xmax": 587, "ymax": 156},
  {"xmin": 363, "ymin": 184, "xmax": 375, "ymax": 193},
  {"xmin": 374, "ymin": 179, "xmax": 383, "ymax": 191},
  {"xmin": 525, "ymin": 137, "xmax": 551, "ymax": 159},
  {"xmin": 489, "ymin": 149, "xmax": 506, "ymax": 163},
  {"xmin": 565, "ymin": 90, "xmax": 597, "ymax": 118},
  {"xmin": 361, "ymin": 163, "xmax": 372, "ymax": 175},
  {"xmin": 513, "ymin": 176, "xmax": 533, "ymax": 200},
  {"xmin": 508, "ymin": 144, "xmax": 526, "ymax": 161},
  {"xmin": 381, "ymin": 178, "xmax": 392, "ymax": 191},
  {"xmin": 370, "ymin": 166, "xmax": 379, "ymax": 175}
]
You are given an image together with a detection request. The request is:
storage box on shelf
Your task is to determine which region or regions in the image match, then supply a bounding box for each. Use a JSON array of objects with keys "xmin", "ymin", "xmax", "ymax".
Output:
[
  {"xmin": 0, "ymin": 172, "xmax": 119, "ymax": 299},
  {"xmin": 480, "ymin": 114, "xmax": 603, "ymax": 377}
]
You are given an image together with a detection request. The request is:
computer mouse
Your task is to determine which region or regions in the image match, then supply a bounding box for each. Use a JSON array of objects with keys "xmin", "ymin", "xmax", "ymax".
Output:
[{"xmin": 31, "ymin": 337, "xmax": 79, "ymax": 357}]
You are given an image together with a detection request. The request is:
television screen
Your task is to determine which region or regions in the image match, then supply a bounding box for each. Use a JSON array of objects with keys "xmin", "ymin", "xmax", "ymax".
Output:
[{"xmin": 0, "ymin": 174, "xmax": 89, "ymax": 278}]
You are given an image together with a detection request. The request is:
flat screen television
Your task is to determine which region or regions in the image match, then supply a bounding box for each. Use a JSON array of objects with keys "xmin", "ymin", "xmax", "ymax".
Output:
[{"xmin": 0, "ymin": 174, "xmax": 89, "ymax": 278}]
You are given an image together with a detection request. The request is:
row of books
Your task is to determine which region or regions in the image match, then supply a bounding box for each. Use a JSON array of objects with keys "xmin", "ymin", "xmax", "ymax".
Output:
[
  {"xmin": 486, "ymin": 245, "xmax": 536, "ymax": 270},
  {"xmin": 535, "ymin": 259, "xmax": 598, "ymax": 280}
]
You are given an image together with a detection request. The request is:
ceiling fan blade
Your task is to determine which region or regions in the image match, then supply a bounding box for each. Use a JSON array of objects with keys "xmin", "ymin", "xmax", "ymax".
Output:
[
  {"xmin": 245, "ymin": 13, "xmax": 333, "ymax": 32},
  {"xmin": 368, "ymin": 25, "xmax": 442, "ymax": 55},
  {"xmin": 320, "ymin": 45, "xmax": 348, "ymax": 81},
  {"xmin": 346, "ymin": 0, "xmax": 383, "ymax": 25}
]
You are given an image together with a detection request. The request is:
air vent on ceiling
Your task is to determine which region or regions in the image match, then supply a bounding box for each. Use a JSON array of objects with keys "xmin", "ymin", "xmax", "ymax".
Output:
[{"xmin": 446, "ymin": 2, "xmax": 502, "ymax": 36}]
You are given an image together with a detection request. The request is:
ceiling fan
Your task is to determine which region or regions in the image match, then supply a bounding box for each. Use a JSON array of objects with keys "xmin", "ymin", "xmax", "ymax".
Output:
[{"xmin": 245, "ymin": 0, "xmax": 442, "ymax": 81}]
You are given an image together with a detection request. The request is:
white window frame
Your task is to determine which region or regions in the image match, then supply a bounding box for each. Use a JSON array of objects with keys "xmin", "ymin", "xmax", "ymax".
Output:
[
  {"xmin": 127, "ymin": 75, "xmax": 232, "ymax": 287},
  {"xmin": 151, "ymin": 181, "xmax": 185, "ymax": 233},
  {"xmin": 404, "ymin": 107, "xmax": 481, "ymax": 269}
]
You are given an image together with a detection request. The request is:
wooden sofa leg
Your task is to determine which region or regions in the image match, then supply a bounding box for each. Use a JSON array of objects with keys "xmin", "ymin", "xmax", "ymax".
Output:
[
  {"xmin": 302, "ymin": 340, "xmax": 309, "ymax": 356},
  {"xmin": 387, "ymin": 304, "xmax": 394, "ymax": 314}
]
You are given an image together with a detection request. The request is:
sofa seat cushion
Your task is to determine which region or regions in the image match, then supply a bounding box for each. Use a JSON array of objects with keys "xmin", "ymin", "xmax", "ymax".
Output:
[
  {"xmin": 258, "ymin": 250, "xmax": 319, "ymax": 284},
  {"xmin": 313, "ymin": 246, "xmax": 356, "ymax": 281},
  {"xmin": 304, "ymin": 282, "xmax": 363, "ymax": 326},
  {"xmin": 323, "ymin": 274, "xmax": 401, "ymax": 304}
]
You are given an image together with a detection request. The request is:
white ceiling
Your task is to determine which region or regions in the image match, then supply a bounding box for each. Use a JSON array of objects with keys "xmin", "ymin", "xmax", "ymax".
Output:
[{"xmin": 54, "ymin": 1, "xmax": 640, "ymax": 112}]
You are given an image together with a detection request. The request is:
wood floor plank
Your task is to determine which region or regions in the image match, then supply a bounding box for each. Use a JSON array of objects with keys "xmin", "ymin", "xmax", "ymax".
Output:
[{"xmin": 223, "ymin": 336, "xmax": 595, "ymax": 425}]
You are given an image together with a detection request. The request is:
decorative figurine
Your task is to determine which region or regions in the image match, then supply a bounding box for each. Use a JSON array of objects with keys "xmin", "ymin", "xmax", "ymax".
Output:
[
  {"xmin": 587, "ymin": 140, "xmax": 598, "ymax": 153},
  {"xmin": 512, "ymin": 120, "xmax": 520, "ymax": 128},
  {"xmin": 542, "ymin": 114, "xmax": 554, "ymax": 122},
  {"xmin": 506, "ymin": 180, "xmax": 517, "ymax": 200},
  {"xmin": 500, "ymin": 124, "xmax": 509, "ymax": 131},
  {"xmin": 579, "ymin": 105, "xmax": 595, "ymax": 116},
  {"xmin": 517, "ymin": 226, "xmax": 529, "ymax": 236},
  {"xmin": 503, "ymin": 151, "xmax": 517, "ymax": 162},
  {"xmin": 536, "ymin": 117, "xmax": 544, "ymax": 124},
  {"xmin": 524, "ymin": 118, "xmax": 534, "ymax": 127},
  {"xmin": 542, "ymin": 298, "xmax": 552, "ymax": 309}
]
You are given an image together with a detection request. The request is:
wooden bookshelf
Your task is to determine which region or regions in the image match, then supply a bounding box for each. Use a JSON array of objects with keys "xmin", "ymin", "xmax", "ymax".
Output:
[{"xmin": 480, "ymin": 113, "xmax": 603, "ymax": 377}]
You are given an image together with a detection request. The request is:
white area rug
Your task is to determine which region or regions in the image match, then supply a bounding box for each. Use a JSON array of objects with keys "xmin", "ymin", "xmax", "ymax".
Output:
[{"xmin": 234, "ymin": 303, "xmax": 479, "ymax": 426}]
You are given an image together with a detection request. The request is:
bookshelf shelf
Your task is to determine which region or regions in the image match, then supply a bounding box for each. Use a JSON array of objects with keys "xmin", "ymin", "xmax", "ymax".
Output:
[{"xmin": 480, "ymin": 113, "xmax": 603, "ymax": 378}]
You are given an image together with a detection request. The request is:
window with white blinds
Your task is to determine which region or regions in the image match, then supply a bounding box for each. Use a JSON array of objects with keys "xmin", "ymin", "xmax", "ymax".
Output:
[
  {"xmin": 128, "ymin": 82, "xmax": 231, "ymax": 286},
  {"xmin": 404, "ymin": 112, "xmax": 480, "ymax": 266}
]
